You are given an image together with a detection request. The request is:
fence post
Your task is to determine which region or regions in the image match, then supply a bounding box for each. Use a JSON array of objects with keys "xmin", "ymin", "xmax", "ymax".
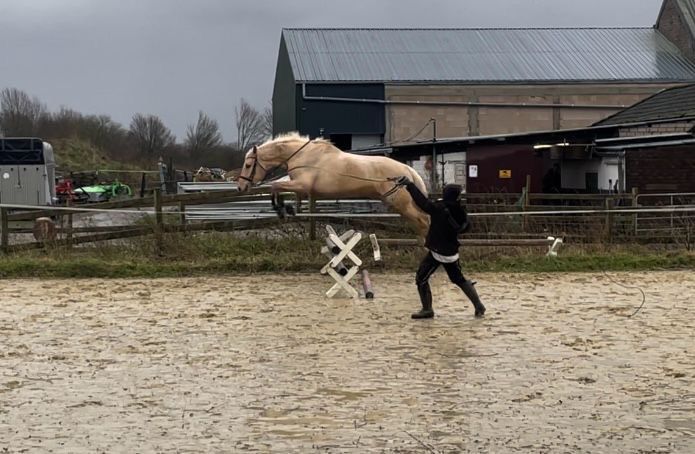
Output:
[
  {"xmin": 167, "ymin": 157, "xmax": 175, "ymax": 194},
  {"xmin": 178, "ymin": 201, "xmax": 187, "ymax": 236},
  {"xmin": 66, "ymin": 198, "xmax": 74, "ymax": 248},
  {"xmin": 309, "ymin": 196, "xmax": 316, "ymax": 240},
  {"xmin": 158, "ymin": 157, "xmax": 167, "ymax": 193},
  {"xmin": 631, "ymin": 187, "xmax": 639, "ymax": 236},
  {"xmin": 154, "ymin": 188, "xmax": 163, "ymax": 254},
  {"xmin": 140, "ymin": 172, "xmax": 147, "ymax": 198},
  {"xmin": 523, "ymin": 174, "xmax": 531, "ymax": 232},
  {"xmin": 605, "ymin": 198, "xmax": 614, "ymax": 243},
  {"xmin": 1, "ymin": 207, "xmax": 8, "ymax": 254}
]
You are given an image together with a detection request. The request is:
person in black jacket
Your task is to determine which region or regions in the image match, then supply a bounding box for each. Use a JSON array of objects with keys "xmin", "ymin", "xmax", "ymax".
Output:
[{"xmin": 395, "ymin": 176, "xmax": 486, "ymax": 319}]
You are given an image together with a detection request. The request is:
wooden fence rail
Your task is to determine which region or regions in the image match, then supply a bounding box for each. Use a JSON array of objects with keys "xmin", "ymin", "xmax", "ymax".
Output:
[
  {"xmin": 6, "ymin": 188, "xmax": 643, "ymax": 222},
  {"xmin": 378, "ymin": 238, "xmax": 555, "ymax": 247},
  {"xmin": 5, "ymin": 218, "xmax": 284, "ymax": 253},
  {"xmin": 6, "ymin": 187, "xmax": 271, "ymax": 221},
  {"xmin": 3, "ymin": 185, "xmax": 692, "ymax": 253}
]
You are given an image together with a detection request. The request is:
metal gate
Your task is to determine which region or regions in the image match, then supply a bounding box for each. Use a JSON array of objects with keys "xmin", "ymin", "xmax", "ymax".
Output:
[{"xmin": 634, "ymin": 192, "xmax": 695, "ymax": 235}]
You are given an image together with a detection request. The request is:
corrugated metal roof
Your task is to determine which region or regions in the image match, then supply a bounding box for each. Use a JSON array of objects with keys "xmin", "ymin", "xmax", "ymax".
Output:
[
  {"xmin": 594, "ymin": 83, "xmax": 695, "ymax": 125},
  {"xmin": 282, "ymin": 28, "xmax": 695, "ymax": 83},
  {"xmin": 597, "ymin": 137, "xmax": 695, "ymax": 150}
]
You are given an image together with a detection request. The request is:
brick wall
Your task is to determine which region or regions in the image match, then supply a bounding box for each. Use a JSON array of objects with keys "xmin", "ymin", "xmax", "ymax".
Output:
[
  {"xmin": 385, "ymin": 84, "xmax": 674, "ymax": 142},
  {"xmin": 620, "ymin": 120, "xmax": 695, "ymax": 137},
  {"xmin": 626, "ymin": 146, "xmax": 695, "ymax": 192},
  {"xmin": 387, "ymin": 99, "xmax": 469, "ymax": 142},
  {"xmin": 477, "ymin": 94, "xmax": 554, "ymax": 135},
  {"xmin": 657, "ymin": 0, "xmax": 695, "ymax": 62}
]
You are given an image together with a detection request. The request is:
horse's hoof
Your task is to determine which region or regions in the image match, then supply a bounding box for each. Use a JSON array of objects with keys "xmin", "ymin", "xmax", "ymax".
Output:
[{"xmin": 272, "ymin": 205, "xmax": 285, "ymax": 219}]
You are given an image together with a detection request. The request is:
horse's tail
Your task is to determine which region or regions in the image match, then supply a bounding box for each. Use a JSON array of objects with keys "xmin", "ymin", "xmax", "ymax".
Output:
[{"xmin": 406, "ymin": 165, "xmax": 428, "ymax": 196}]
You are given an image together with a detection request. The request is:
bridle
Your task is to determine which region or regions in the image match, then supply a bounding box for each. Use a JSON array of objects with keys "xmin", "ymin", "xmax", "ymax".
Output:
[
  {"xmin": 236, "ymin": 146, "xmax": 266, "ymax": 184},
  {"xmin": 237, "ymin": 139, "xmax": 312, "ymax": 185}
]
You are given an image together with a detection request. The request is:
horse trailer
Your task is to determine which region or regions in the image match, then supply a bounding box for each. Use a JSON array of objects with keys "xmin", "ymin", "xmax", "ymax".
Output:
[{"xmin": 0, "ymin": 138, "xmax": 57, "ymax": 207}]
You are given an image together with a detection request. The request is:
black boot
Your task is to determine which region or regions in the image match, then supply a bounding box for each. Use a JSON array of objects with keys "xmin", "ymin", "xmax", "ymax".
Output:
[
  {"xmin": 412, "ymin": 282, "xmax": 435, "ymax": 319},
  {"xmin": 460, "ymin": 280, "xmax": 486, "ymax": 318},
  {"xmin": 411, "ymin": 305, "xmax": 434, "ymax": 319}
]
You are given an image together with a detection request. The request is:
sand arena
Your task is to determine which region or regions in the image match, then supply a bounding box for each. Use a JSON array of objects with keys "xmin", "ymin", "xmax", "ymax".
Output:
[{"xmin": 1, "ymin": 272, "xmax": 693, "ymax": 452}]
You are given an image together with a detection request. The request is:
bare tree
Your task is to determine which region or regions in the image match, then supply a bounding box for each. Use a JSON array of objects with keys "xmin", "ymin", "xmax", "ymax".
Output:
[
  {"xmin": 128, "ymin": 113, "xmax": 175, "ymax": 156},
  {"xmin": 36, "ymin": 108, "xmax": 130, "ymax": 159},
  {"xmin": 261, "ymin": 104, "xmax": 273, "ymax": 139},
  {"xmin": 41, "ymin": 107, "xmax": 82, "ymax": 138},
  {"xmin": 235, "ymin": 98, "xmax": 265, "ymax": 152},
  {"xmin": 0, "ymin": 88, "xmax": 47, "ymax": 136},
  {"xmin": 185, "ymin": 111, "xmax": 223, "ymax": 155},
  {"xmin": 90, "ymin": 115, "xmax": 125, "ymax": 148}
]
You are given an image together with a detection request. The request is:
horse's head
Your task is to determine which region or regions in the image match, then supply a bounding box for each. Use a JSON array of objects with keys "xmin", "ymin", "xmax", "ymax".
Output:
[
  {"xmin": 237, "ymin": 135, "xmax": 311, "ymax": 191},
  {"xmin": 237, "ymin": 145, "xmax": 270, "ymax": 192}
]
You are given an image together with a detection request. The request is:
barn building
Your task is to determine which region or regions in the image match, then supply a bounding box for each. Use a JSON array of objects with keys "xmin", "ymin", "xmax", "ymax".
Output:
[
  {"xmin": 272, "ymin": 1, "xmax": 695, "ymax": 148},
  {"xmin": 382, "ymin": 83, "xmax": 695, "ymax": 195},
  {"xmin": 271, "ymin": 0, "xmax": 695, "ymax": 193},
  {"xmin": 592, "ymin": 82, "xmax": 695, "ymax": 194}
]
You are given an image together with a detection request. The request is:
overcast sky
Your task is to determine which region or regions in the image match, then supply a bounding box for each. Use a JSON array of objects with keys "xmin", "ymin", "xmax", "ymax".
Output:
[{"xmin": 0, "ymin": 0, "xmax": 664, "ymax": 141}]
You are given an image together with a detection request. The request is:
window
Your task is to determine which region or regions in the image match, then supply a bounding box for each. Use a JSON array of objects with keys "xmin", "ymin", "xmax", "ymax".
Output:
[
  {"xmin": 329, "ymin": 134, "xmax": 351, "ymax": 151},
  {"xmin": 585, "ymin": 172, "xmax": 599, "ymax": 193}
]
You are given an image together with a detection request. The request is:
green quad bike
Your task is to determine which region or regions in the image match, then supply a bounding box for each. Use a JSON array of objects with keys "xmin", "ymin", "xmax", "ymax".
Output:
[{"xmin": 75, "ymin": 181, "xmax": 133, "ymax": 203}]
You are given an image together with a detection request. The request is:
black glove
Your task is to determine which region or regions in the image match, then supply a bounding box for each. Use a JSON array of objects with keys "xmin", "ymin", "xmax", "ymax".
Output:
[{"xmin": 393, "ymin": 175, "xmax": 410, "ymax": 186}]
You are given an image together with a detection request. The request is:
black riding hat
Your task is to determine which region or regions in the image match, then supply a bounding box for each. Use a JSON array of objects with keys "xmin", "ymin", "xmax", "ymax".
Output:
[{"xmin": 442, "ymin": 184, "xmax": 462, "ymax": 202}]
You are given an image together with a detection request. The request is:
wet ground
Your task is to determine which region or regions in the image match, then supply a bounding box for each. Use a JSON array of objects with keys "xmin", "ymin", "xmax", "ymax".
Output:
[{"xmin": 1, "ymin": 272, "xmax": 693, "ymax": 453}]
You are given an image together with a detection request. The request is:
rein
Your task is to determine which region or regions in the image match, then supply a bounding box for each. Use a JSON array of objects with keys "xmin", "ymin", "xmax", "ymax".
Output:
[{"xmin": 286, "ymin": 164, "xmax": 405, "ymax": 197}]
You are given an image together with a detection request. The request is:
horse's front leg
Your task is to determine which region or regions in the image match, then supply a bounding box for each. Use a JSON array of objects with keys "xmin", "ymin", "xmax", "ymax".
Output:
[
  {"xmin": 295, "ymin": 192, "xmax": 303, "ymax": 214},
  {"xmin": 270, "ymin": 190, "xmax": 279, "ymax": 214},
  {"xmin": 270, "ymin": 180, "xmax": 308, "ymax": 218},
  {"xmin": 270, "ymin": 187, "xmax": 286, "ymax": 218}
]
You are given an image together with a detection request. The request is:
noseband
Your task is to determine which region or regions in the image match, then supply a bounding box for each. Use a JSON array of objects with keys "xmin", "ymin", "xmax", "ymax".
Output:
[
  {"xmin": 236, "ymin": 149, "xmax": 267, "ymax": 184},
  {"xmin": 237, "ymin": 140, "xmax": 312, "ymax": 186}
]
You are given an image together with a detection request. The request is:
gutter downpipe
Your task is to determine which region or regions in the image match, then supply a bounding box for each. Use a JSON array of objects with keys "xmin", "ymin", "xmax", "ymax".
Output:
[
  {"xmin": 301, "ymin": 83, "xmax": 627, "ymax": 110},
  {"xmin": 431, "ymin": 118, "xmax": 437, "ymax": 191}
]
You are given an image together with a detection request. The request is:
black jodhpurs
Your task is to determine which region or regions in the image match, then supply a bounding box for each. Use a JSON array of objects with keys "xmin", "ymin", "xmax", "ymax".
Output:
[{"xmin": 415, "ymin": 252, "xmax": 467, "ymax": 309}]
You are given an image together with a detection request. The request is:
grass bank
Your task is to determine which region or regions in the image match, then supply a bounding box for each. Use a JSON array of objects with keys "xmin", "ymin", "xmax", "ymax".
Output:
[{"xmin": 1, "ymin": 232, "xmax": 694, "ymax": 279}]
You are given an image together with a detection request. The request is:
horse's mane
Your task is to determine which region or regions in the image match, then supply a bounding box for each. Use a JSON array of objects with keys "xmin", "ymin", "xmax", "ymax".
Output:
[{"xmin": 260, "ymin": 132, "xmax": 332, "ymax": 147}]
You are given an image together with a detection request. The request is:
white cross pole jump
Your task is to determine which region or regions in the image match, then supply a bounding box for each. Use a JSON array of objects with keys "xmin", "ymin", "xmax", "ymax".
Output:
[
  {"xmin": 546, "ymin": 236, "xmax": 564, "ymax": 257},
  {"xmin": 320, "ymin": 225, "xmax": 363, "ymax": 298}
]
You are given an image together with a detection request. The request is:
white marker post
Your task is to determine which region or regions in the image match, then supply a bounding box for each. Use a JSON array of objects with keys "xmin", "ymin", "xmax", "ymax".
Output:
[{"xmin": 320, "ymin": 225, "xmax": 363, "ymax": 298}]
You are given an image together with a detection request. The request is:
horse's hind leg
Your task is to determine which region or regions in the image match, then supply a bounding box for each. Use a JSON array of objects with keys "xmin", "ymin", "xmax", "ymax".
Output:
[
  {"xmin": 403, "ymin": 205, "xmax": 429, "ymax": 238},
  {"xmin": 386, "ymin": 188, "xmax": 430, "ymax": 238}
]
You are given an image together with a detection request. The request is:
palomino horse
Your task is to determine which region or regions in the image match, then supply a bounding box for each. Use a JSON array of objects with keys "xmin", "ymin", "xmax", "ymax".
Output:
[{"xmin": 236, "ymin": 133, "xmax": 430, "ymax": 236}]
